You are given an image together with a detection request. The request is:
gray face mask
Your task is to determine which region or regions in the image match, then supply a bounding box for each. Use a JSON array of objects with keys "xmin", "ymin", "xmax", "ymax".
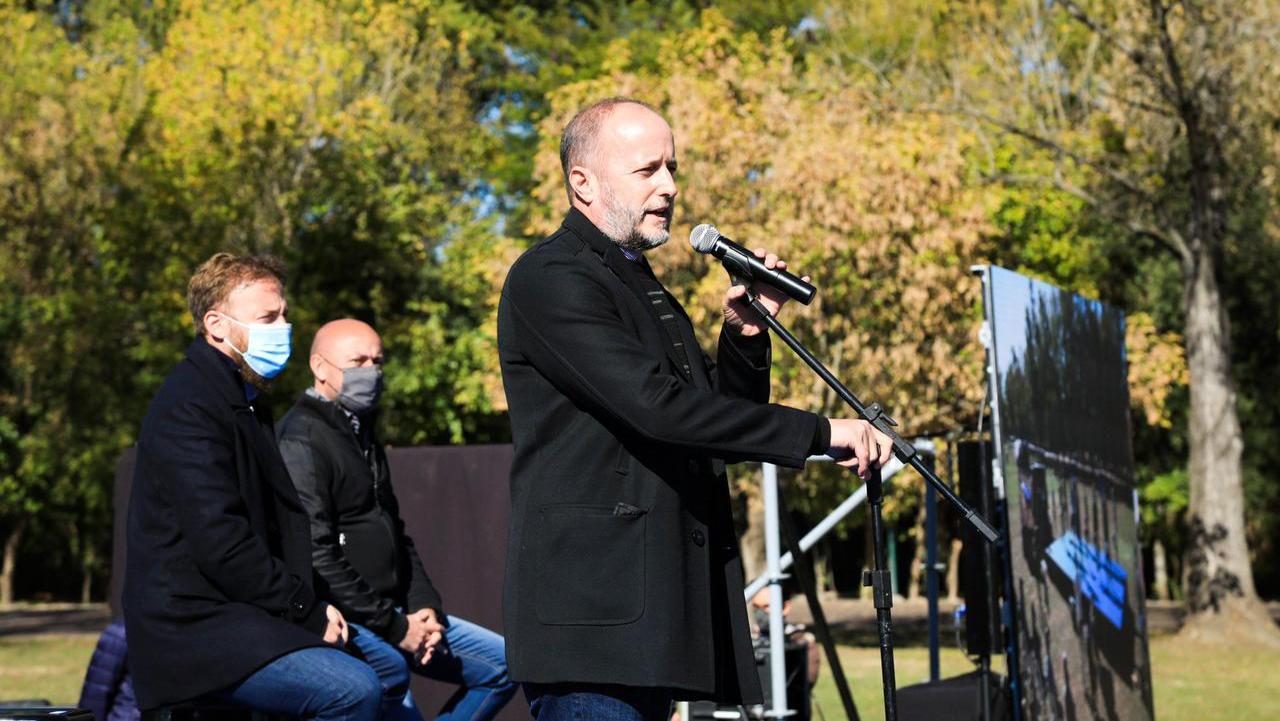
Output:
[{"xmin": 337, "ymin": 365, "xmax": 383, "ymax": 415}]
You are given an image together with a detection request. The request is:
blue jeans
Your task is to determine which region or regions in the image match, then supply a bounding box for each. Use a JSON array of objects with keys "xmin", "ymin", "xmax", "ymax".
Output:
[
  {"xmin": 349, "ymin": 616, "xmax": 517, "ymax": 721},
  {"xmin": 527, "ymin": 684, "xmax": 672, "ymax": 721},
  {"xmin": 212, "ymin": 646, "xmax": 382, "ymax": 721}
]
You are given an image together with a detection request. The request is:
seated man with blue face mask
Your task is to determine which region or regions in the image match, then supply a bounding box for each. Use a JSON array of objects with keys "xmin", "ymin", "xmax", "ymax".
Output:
[
  {"xmin": 124, "ymin": 253, "xmax": 390, "ymax": 721},
  {"xmin": 278, "ymin": 319, "xmax": 517, "ymax": 721}
]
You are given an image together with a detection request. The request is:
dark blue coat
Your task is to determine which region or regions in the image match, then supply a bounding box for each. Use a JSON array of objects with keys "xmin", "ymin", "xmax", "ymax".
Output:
[{"xmin": 123, "ymin": 338, "xmax": 328, "ymax": 709}]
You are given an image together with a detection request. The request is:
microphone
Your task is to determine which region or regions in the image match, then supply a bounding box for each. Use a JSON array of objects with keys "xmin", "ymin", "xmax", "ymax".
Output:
[{"xmin": 689, "ymin": 224, "xmax": 817, "ymax": 305}]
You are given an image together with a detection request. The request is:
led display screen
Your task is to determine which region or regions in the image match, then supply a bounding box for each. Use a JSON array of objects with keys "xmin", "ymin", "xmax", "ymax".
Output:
[{"xmin": 985, "ymin": 266, "xmax": 1155, "ymax": 721}]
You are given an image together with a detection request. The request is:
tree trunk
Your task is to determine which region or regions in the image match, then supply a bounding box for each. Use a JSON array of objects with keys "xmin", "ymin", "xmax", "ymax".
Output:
[
  {"xmin": 1180, "ymin": 247, "xmax": 1278, "ymax": 641},
  {"xmin": 1, "ymin": 519, "xmax": 24, "ymax": 607},
  {"xmin": 80, "ymin": 543, "xmax": 96, "ymax": 604},
  {"xmin": 813, "ymin": 547, "xmax": 830, "ymax": 596},
  {"xmin": 946, "ymin": 537, "xmax": 963, "ymax": 604},
  {"xmin": 907, "ymin": 540, "xmax": 923, "ymax": 600},
  {"xmin": 906, "ymin": 488, "xmax": 926, "ymax": 599},
  {"xmin": 1152, "ymin": 538, "xmax": 1170, "ymax": 602}
]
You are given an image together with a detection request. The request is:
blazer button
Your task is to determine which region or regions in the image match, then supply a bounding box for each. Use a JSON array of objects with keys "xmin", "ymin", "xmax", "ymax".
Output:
[
  {"xmin": 687, "ymin": 460, "xmax": 700, "ymax": 475},
  {"xmin": 691, "ymin": 530, "xmax": 706, "ymax": 547}
]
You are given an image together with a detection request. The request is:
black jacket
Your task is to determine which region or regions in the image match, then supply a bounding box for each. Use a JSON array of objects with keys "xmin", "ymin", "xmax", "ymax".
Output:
[
  {"xmin": 123, "ymin": 339, "xmax": 328, "ymax": 710},
  {"xmin": 496, "ymin": 209, "xmax": 822, "ymax": 703},
  {"xmin": 277, "ymin": 391, "xmax": 443, "ymax": 644}
]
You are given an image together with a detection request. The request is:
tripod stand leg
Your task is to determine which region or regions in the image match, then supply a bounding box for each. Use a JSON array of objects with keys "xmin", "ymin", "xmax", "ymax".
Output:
[
  {"xmin": 775, "ymin": 483, "xmax": 861, "ymax": 721},
  {"xmin": 864, "ymin": 469, "xmax": 898, "ymax": 721}
]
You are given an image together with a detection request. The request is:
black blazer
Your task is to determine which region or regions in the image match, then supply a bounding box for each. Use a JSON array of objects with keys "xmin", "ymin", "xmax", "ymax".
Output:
[
  {"xmin": 277, "ymin": 392, "xmax": 445, "ymax": 644},
  {"xmin": 496, "ymin": 209, "xmax": 821, "ymax": 703},
  {"xmin": 123, "ymin": 339, "xmax": 328, "ymax": 710}
]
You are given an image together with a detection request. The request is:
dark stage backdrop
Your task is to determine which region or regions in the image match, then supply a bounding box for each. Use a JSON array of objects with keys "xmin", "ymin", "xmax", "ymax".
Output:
[
  {"xmin": 983, "ymin": 266, "xmax": 1155, "ymax": 721},
  {"xmin": 112, "ymin": 444, "xmax": 524, "ymax": 721}
]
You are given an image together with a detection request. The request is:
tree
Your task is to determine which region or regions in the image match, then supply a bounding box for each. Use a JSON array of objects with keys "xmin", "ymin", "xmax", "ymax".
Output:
[
  {"xmin": 933, "ymin": 0, "xmax": 1280, "ymax": 639},
  {"xmin": 524, "ymin": 9, "xmax": 1006, "ymax": 574},
  {"xmin": 0, "ymin": 0, "xmax": 517, "ymax": 600},
  {"xmin": 0, "ymin": 2, "xmax": 151, "ymax": 604}
]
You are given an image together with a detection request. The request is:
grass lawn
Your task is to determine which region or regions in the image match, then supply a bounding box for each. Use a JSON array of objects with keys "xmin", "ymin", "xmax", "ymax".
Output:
[
  {"xmin": 810, "ymin": 634, "xmax": 1280, "ymax": 721},
  {"xmin": 3, "ymin": 632, "xmax": 1279, "ymax": 719},
  {"xmin": 0, "ymin": 633, "xmax": 97, "ymax": 705}
]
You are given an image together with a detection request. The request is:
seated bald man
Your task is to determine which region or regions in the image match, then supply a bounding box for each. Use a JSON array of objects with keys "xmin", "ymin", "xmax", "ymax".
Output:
[{"xmin": 278, "ymin": 319, "xmax": 517, "ymax": 721}]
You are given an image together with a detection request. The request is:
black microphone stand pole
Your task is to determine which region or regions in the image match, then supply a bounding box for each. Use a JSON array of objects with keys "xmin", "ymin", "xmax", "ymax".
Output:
[{"xmin": 738, "ymin": 289, "xmax": 1001, "ymax": 721}]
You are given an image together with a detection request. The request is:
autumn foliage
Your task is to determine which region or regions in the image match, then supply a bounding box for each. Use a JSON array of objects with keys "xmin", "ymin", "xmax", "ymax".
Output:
[{"xmin": 11, "ymin": 0, "xmax": 1280, "ymax": 614}]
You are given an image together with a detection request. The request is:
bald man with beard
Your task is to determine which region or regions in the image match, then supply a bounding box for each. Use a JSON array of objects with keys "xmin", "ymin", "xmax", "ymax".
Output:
[
  {"xmin": 497, "ymin": 98, "xmax": 891, "ymax": 720},
  {"xmin": 278, "ymin": 319, "xmax": 517, "ymax": 721}
]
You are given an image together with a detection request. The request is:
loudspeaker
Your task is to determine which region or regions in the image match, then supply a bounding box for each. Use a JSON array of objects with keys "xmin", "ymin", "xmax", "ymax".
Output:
[
  {"xmin": 957, "ymin": 440, "xmax": 999, "ymax": 657},
  {"xmin": 897, "ymin": 671, "xmax": 1010, "ymax": 721}
]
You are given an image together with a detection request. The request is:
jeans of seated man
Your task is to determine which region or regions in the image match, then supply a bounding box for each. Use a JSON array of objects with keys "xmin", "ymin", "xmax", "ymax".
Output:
[
  {"xmin": 348, "ymin": 616, "xmax": 517, "ymax": 721},
  {"xmin": 210, "ymin": 645, "xmax": 383, "ymax": 721},
  {"xmin": 526, "ymin": 684, "xmax": 672, "ymax": 721}
]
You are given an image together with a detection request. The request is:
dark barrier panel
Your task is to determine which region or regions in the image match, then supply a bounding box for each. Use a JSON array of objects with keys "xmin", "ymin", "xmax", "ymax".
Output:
[
  {"xmin": 386, "ymin": 445, "xmax": 519, "ymax": 719},
  {"xmin": 112, "ymin": 444, "xmax": 524, "ymax": 721}
]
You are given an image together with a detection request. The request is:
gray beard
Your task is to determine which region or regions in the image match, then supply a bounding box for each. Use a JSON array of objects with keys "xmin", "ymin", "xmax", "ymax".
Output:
[{"xmin": 600, "ymin": 184, "xmax": 670, "ymax": 252}]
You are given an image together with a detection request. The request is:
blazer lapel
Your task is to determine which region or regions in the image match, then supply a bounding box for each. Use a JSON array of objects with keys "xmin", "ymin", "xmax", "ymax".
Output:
[
  {"xmin": 663, "ymin": 291, "xmax": 713, "ymax": 390},
  {"xmin": 564, "ymin": 210, "xmax": 701, "ymax": 383},
  {"xmin": 184, "ymin": 339, "xmax": 302, "ymax": 509},
  {"xmin": 608, "ymin": 250, "xmax": 702, "ymax": 384}
]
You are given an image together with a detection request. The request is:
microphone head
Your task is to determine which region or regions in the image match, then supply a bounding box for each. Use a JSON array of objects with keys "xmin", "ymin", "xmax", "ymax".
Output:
[{"xmin": 689, "ymin": 224, "xmax": 720, "ymax": 253}]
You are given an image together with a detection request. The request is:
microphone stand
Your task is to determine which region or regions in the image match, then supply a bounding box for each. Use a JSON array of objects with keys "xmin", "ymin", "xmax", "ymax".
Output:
[{"xmin": 736, "ymin": 284, "xmax": 1000, "ymax": 721}]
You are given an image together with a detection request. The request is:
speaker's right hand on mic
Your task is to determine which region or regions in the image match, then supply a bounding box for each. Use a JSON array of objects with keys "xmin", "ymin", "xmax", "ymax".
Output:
[
  {"xmin": 827, "ymin": 419, "xmax": 893, "ymax": 480},
  {"xmin": 723, "ymin": 248, "xmax": 809, "ymax": 336}
]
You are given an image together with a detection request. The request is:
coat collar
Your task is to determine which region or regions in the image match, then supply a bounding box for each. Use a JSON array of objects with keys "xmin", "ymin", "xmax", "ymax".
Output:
[
  {"xmin": 294, "ymin": 389, "xmax": 378, "ymax": 439},
  {"xmin": 563, "ymin": 207, "xmax": 637, "ymax": 270},
  {"xmin": 185, "ymin": 337, "xmax": 302, "ymax": 506},
  {"xmin": 185, "ymin": 337, "xmax": 254, "ymax": 409},
  {"xmin": 560, "ymin": 209, "xmax": 708, "ymax": 386},
  {"xmin": 295, "ymin": 389, "xmax": 349, "ymax": 429},
  {"xmin": 562, "ymin": 207, "xmax": 662, "ymax": 315}
]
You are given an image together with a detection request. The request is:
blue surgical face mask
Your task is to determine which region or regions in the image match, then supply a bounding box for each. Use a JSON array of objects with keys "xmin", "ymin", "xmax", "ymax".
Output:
[{"xmin": 222, "ymin": 314, "xmax": 292, "ymax": 379}]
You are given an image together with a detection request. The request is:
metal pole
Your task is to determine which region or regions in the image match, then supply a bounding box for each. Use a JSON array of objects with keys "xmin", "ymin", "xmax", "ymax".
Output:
[
  {"xmin": 744, "ymin": 481, "xmax": 866, "ymax": 601},
  {"xmin": 776, "ymin": 486, "xmax": 862, "ymax": 721},
  {"xmin": 762, "ymin": 463, "xmax": 790, "ymax": 718},
  {"xmin": 730, "ymin": 285, "xmax": 1000, "ymax": 721},
  {"xmin": 743, "ymin": 295, "xmax": 999, "ymax": 544},
  {"xmin": 744, "ymin": 450, "xmax": 925, "ymax": 601},
  {"xmin": 975, "ymin": 264, "xmax": 1021, "ymax": 721},
  {"xmin": 865, "ymin": 468, "xmax": 898, "ymax": 721}
]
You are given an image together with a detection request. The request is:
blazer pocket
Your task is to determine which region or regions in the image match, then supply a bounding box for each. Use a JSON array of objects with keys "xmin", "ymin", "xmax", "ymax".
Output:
[{"xmin": 535, "ymin": 503, "xmax": 647, "ymax": 626}]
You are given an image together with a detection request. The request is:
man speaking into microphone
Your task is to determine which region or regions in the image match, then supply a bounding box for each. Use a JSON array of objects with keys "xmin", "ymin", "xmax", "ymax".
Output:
[{"xmin": 496, "ymin": 97, "xmax": 891, "ymax": 721}]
